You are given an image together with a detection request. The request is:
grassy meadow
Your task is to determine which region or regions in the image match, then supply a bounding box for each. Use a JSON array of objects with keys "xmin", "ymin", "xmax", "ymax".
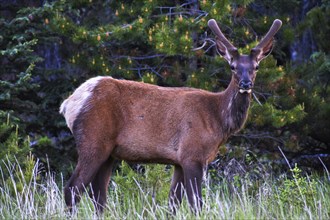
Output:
[{"xmin": 0, "ymin": 157, "xmax": 330, "ymax": 220}]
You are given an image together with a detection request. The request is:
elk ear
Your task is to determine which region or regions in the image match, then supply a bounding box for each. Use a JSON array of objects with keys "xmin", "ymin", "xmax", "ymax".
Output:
[
  {"xmin": 216, "ymin": 38, "xmax": 239, "ymax": 63},
  {"xmin": 250, "ymin": 39, "xmax": 274, "ymax": 63}
]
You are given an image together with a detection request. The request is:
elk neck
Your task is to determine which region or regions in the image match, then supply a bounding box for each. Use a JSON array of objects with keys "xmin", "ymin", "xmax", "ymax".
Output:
[{"xmin": 218, "ymin": 74, "xmax": 252, "ymax": 134}]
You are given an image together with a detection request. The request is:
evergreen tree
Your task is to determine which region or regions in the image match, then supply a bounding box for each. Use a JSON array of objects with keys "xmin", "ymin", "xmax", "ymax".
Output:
[
  {"xmin": 1, "ymin": 0, "xmax": 327, "ymax": 173},
  {"xmin": 0, "ymin": 3, "xmax": 41, "ymax": 181}
]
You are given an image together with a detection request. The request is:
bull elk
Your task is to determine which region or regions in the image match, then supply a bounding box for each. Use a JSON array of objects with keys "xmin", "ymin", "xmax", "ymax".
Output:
[{"xmin": 60, "ymin": 18, "xmax": 282, "ymax": 213}]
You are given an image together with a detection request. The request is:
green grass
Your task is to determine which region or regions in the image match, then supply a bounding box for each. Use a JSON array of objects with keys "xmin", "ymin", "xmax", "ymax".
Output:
[{"xmin": 1, "ymin": 158, "xmax": 330, "ymax": 219}]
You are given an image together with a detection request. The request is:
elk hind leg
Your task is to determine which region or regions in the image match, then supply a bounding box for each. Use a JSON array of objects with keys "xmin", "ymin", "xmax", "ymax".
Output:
[
  {"xmin": 89, "ymin": 157, "xmax": 115, "ymax": 213},
  {"xmin": 64, "ymin": 149, "xmax": 111, "ymax": 211}
]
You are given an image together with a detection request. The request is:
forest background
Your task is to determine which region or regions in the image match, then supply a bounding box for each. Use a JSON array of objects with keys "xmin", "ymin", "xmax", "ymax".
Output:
[{"xmin": 0, "ymin": 0, "xmax": 329, "ymax": 182}]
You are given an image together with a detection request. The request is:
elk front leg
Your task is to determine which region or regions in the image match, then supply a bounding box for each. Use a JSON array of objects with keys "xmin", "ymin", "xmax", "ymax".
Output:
[
  {"xmin": 169, "ymin": 165, "xmax": 184, "ymax": 214},
  {"xmin": 182, "ymin": 161, "xmax": 203, "ymax": 213}
]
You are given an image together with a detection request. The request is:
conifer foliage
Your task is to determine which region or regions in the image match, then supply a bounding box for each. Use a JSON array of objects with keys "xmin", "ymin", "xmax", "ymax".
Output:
[{"xmin": 0, "ymin": 0, "xmax": 329, "ymax": 172}]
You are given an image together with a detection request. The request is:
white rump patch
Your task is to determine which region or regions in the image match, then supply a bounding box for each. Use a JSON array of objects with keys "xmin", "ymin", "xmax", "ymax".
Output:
[{"xmin": 59, "ymin": 76, "xmax": 105, "ymax": 132}]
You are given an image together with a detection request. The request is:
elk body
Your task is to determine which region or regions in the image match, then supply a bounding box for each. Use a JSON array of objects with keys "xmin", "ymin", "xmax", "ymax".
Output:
[{"xmin": 60, "ymin": 18, "xmax": 282, "ymax": 213}]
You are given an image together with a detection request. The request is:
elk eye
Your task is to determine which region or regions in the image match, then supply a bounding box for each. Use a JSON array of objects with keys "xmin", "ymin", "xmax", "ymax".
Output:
[
  {"xmin": 230, "ymin": 65, "xmax": 236, "ymax": 71},
  {"xmin": 255, "ymin": 65, "xmax": 259, "ymax": 70}
]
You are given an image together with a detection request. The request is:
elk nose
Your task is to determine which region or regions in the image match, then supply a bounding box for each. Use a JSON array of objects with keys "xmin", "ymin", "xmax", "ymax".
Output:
[{"xmin": 239, "ymin": 80, "xmax": 252, "ymax": 90}]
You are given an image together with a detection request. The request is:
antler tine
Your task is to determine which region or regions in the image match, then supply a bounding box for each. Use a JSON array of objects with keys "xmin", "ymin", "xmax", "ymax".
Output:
[
  {"xmin": 255, "ymin": 19, "xmax": 282, "ymax": 49},
  {"xmin": 208, "ymin": 19, "xmax": 237, "ymax": 51}
]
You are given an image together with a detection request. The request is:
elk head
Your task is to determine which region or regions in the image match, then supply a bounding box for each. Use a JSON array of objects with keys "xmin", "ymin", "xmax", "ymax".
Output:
[{"xmin": 208, "ymin": 19, "xmax": 282, "ymax": 94}]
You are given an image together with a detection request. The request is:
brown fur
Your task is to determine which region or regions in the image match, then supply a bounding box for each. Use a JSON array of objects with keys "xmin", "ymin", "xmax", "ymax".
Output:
[{"xmin": 60, "ymin": 19, "xmax": 282, "ymax": 214}]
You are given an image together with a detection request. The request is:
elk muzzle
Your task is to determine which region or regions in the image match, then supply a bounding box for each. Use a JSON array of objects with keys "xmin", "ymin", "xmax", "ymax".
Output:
[{"xmin": 239, "ymin": 80, "xmax": 253, "ymax": 94}]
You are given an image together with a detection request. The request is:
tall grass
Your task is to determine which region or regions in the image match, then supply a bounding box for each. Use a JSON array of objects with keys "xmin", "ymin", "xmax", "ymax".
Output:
[{"xmin": 1, "ymin": 158, "xmax": 330, "ymax": 219}]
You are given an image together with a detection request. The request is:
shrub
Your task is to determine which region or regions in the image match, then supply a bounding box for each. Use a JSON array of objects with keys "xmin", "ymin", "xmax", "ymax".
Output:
[{"xmin": 276, "ymin": 164, "xmax": 317, "ymax": 208}]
